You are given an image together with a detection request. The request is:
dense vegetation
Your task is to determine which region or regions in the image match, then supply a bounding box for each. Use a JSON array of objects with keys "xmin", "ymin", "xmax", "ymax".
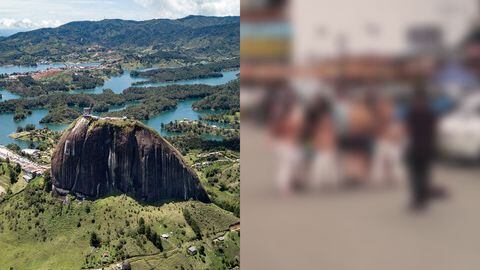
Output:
[
  {"xmin": 0, "ymin": 66, "xmax": 121, "ymax": 97},
  {"xmin": 107, "ymin": 81, "xmax": 239, "ymax": 121},
  {"xmin": 131, "ymin": 58, "xmax": 239, "ymax": 83},
  {"xmin": 193, "ymin": 79, "xmax": 240, "ymax": 112},
  {"xmin": 0, "ymin": 159, "xmax": 28, "ymax": 198},
  {"xmin": 9, "ymin": 128, "xmax": 61, "ymax": 164},
  {"xmin": 0, "ymin": 78, "xmax": 239, "ymax": 124},
  {"xmin": 168, "ymin": 133, "xmax": 240, "ymax": 218},
  {"xmin": 0, "ymin": 16, "xmax": 239, "ymax": 66},
  {"xmin": 200, "ymin": 113, "xmax": 240, "ymax": 130},
  {"xmin": 164, "ymin": 120, "xmax": 239, "ymax": 139},
  {"xmin": 106, "ymin": 96, "xmax": 177, "ymax": 120},
  {"xmin": 39, "ymin": 106, "xmax": 81, "ymax": 124},
  {"xmin": 0, "ymin": 90, "xmax": 133, "ymax": 122}
]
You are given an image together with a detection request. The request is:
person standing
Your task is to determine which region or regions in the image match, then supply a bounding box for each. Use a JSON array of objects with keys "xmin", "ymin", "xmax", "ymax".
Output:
[
  {"xmin": 405, "ymin": 88, "xmax": 437, "ymax": 210},
  {"xmin": 343, "ymin": 94, "xmax": 375, "ymax": 185},
  {"xmin": 371, "ymin": 95, "xmax": 406, "ymax": 186},
  {"xmin": 267, "ymin": 88, "xmax": 305, "ymax": 196},
  {"xmin": 309, "ymin": 96, "xmax": 339, "ymax": 189}
]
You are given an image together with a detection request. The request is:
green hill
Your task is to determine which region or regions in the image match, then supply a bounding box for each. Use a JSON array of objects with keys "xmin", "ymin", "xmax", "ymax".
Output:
[
  {"xmin": 0, "ymin": 16, "xmax": 240, "ymax": 65},
  {"xmin": 0, "ymin": 178, "xmax": 239, "ymax": 270}
]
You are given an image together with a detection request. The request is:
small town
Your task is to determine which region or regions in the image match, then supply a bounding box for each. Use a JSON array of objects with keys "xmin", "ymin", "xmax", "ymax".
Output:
[{"xmin": 0, "ymin": 145, "xmax": 48, "ymax": 179}]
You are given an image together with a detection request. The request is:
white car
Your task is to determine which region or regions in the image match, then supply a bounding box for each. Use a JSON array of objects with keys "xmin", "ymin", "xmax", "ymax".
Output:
[{"xmin": 439, "ymin": 93, "xmax": 480, "ymax": 160}]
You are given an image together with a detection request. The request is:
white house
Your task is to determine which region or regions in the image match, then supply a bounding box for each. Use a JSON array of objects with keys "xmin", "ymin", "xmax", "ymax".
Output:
[
  {"xmin": 21, "ymin": 149, "xmax": 40, "ymax": 157},
  {"xmin": 187, "ymin": 246, "xmax": 197, "ymax": 255}
]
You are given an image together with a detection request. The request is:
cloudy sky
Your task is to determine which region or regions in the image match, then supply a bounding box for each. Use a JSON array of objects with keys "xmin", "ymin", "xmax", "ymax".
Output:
[{"xmin": 0, "ymin": 0, "xmax": 239, "ymax": 35}]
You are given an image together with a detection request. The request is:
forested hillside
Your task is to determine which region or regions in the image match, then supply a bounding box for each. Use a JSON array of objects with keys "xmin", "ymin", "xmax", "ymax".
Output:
[{"xmin": 0, "ymin": 15, "xmax": 240, "ymax": 65}]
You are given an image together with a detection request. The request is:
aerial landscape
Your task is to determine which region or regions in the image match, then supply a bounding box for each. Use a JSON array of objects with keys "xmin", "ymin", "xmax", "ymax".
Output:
[{"xmin": 0, "ymin": 2, "xmax": 240, "ymax": 269}]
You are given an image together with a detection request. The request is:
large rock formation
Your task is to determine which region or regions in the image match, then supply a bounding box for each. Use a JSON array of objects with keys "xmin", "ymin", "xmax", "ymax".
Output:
[{"xmin": 51, "ymin": 116, "xmax": 210, "ymax": 203}]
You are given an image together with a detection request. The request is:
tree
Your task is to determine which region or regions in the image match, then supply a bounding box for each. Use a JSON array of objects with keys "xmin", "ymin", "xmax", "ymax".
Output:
[
  {"xmin": 37, "ymin": 142, "xmax": 48, "ymax": 151},
  {"xmin": 183, "ymin": 208, "xmax": 202, "ymax": 240},
  {"xmin": 151, "ymin": 232, "xmax": 163, "ymax": 251},
  {"xmin": 136, "ymin": 218, "xmax": 163, "ymax": 251},
  {"xmin": 219, "ymin": 182, "xmax": 228, "ymax": 191},
  {"xmin": 145, "ymin": 225, "xmax": 151, "ymax": 239},
  {"xmin": 6, "ymin": 144, "xmax": 20, "ymax": 152},
  {"xmin": 43, "ymin": 171, "xmax": 52, "ymax": 192},
  {"xmin": 138, "ymin": 217, "xmax": 145, "ymax": 235},
  {"xmin": 9, "ymin": 170, "xmax": 18, "ymax": 185},
  {"xmin": 16, "ymin": 126, "xmax": 24, "ymax": 133},
  {"xmin": 14, "ymin": 163, "xmax": 21, "ymax": 173},
  {"xmin": 25, "ymin": 124, "xmax": 36, "ymax": 131},
  {"xmin": 90, "ymin": 232, "xmax": 101, "ymax": 248},
  {"xmin": 199, "ymin": 245, "xmax": 206, "ymax": 256}
]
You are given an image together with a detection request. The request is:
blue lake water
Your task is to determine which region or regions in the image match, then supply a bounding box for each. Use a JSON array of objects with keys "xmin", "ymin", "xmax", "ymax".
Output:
[
  {"xmin": 72, "ymin": 71, "xmax": 148, "ymax": 94},
  {"xmin": 0, "ymin": 101, "xmax": 221, "ymax": 146},
  {"xmin": 0, "ymin": 109, "xmax": 67, "ymax": 148},
  {"xmin": 0, "ymin": 64, "xmax": 239, "ymax": 147},
  {"xmin": 73, "ymin": 69, "xmax": 239, "ymax": 94},
  {"xmin": 142, "ymin": 99, "xmax": 218, "ymax": 137},
  {"xmin": 0, "ymin": 88, "xmax": 21, "ymax": 101}
]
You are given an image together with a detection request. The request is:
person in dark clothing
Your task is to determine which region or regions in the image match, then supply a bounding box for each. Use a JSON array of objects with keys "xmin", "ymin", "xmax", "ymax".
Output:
[{"xmin": 406, "ymin": 88, "xmax": 437, "ymax": 210}]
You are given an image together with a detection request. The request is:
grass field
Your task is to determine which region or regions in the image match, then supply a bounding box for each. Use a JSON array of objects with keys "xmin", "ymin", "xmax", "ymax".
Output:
[
  {"xmin": 184, "ymin": 150, "xmax": 240, "ymax": 217},
  {"xmin": 0, "ymin": 162, "xmax": 27, "ymax": 195},
  {"xmin": 0, "ymin": 178, "xmax": 239, "ymax": 269},
  {"xmin": 128, "ymin": 230, "xmax": 240, "ymax": 270}
]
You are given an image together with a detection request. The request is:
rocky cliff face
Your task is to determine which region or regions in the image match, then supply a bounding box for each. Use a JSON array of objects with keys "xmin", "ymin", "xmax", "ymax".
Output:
[{"xmin": 51, "ymin": 116, "xmax": 210, "ymax": 203}]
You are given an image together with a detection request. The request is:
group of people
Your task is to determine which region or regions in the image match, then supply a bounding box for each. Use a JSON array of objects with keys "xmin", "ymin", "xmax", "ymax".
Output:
[{"xmin": 267, "ymin": 85, "xmax": 441, "ymax": 210}]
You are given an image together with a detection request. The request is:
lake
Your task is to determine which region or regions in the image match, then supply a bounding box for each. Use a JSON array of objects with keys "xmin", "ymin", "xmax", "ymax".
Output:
[
  {"xmin": 0, "ymin": 100, "xmax": 220, "ymax": 147},
  {"xmin": 0, "ymin": 109, "xmax": 67, "ymax": 148},
  {"xmin": 72, "ymin": 71, "xmax": 148, "ymax": 94},
  {"xmin": 0, "ymin": 100, "xmax": 224, "ymax": 147},
  {"xmin": 142, "ymin": 99, "xmax": 221, "ymax": 139},
  {"xmin": 1, "ymin": 61, "xmax": 100, "ymax": 101},
  {"xmin": 0, "ymin": 63, "xmax": 239, "ymax": 147},
  {"xmin": 0, "ymin": 88, "xmax": 20, "ymax": 101},
  {"xmin": 72, "ymin": 69, "xmax": 239, "ymax": 94}
]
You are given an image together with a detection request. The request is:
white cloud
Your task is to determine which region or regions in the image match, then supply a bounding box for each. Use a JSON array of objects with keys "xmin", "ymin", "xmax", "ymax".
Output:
[
  {"xmin": 0, "ymin": 18, "xmax": 62, "ymax": 29},
  {"xmin": 0, "ymin": 0, "xmax": 238, "ymax": 34},
  {"xmin": 134, "ymin": 0, "xmax": 155, "ymax": 7},
  {"xmin": 133, "ymin": 0, "xmax": 239, "ymax": 18}
]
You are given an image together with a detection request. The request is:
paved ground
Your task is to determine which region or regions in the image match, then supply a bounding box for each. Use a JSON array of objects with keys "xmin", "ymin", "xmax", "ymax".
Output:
[
  {"xmin": 0, "ymin": 145, "xmax": 48, "ymax": 174},
  {"xmin": 242, "ymin": 124, "xmax": 480, "ymax": 270}
]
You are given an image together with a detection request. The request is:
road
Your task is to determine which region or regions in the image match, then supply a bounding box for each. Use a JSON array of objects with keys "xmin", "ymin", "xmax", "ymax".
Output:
[
  {"xmin": 242, "ymin": 123, "xmax": 480, "ymax": 270},
  {"xmin": 0, "ymin": 145, "xmax": 49, "ymax": 175}
]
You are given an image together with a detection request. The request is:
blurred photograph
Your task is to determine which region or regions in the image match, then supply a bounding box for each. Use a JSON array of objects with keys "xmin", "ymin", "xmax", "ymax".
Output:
[{"xmin": 242, "ymin": 0, "xmax": 480, "ymax": 269}]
